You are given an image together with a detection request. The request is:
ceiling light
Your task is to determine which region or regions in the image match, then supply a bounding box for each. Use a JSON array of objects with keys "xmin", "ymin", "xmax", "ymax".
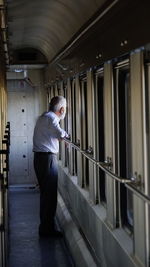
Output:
[{"xmin": 14, "ymin": 69, "xmax": 24, "ymax": 73}]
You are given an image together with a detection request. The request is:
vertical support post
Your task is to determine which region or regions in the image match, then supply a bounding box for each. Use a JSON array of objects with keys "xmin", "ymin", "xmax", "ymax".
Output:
[
  {"xmin": 145, "ymin": 63, "xmax": 150, "ymax": 267},
  {"xmin": 67, "ymin": 78, "xmax": 74, "ymax": 175},
  {"xmin": 75, "ymin": 76, "xmax": 83, "ymax": 186},
  {"xmin": 87, "ymin": 69, "xmax": 97, "ymax": 203},
  {"xmin": 104, "ymin": 62, "xmax": 117, "ymax": 228},
  {"xmin": 130, "ymin": 50, "xmax": 148, "ymax": 266},
  {"xmin": 59, "ymin": 81, "xmax": 66, "ymax": 166}
]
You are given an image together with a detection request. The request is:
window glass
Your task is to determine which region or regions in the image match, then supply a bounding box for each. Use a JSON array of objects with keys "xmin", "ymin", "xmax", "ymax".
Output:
[
  {"xmin": 96, "ymin": 73, "xmax": 106, "ymax": 202},
  {"xmin": 80, "ymin": 78, "xmax": 89, "ymax": 187},
  {"xmin": 64, "ymin": 84, "xmax": 69, "ymax": 168},
  {"xmin": 115, "ymin": 65, "xmax": 133, "ymax": 229},
  {"xmin": 71, "ymin": 80, "xmax": 77, "ymax": 175}
]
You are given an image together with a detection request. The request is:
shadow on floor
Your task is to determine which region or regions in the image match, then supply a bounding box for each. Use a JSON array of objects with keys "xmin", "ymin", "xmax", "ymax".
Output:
[{"xmin": 8, "ymin": 187, "xmax": 74, "ymax": 267}]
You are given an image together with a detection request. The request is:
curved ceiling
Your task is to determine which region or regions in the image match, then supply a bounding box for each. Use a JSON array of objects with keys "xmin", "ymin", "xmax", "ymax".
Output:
[{"xmin": 7, "ymin": 0, "xmax": 107, "ymax": 62}]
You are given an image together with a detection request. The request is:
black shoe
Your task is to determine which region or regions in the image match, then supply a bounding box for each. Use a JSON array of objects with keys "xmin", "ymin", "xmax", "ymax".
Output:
[{"xmin": 39, "ymin": 229, "xmax": 63, "ymax": 238}]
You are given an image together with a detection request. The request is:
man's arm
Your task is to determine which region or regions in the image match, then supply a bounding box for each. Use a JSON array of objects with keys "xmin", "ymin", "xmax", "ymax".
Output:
[{"xmin": 50, "ymin": 118, "xmax": 68, "ymax": 139}]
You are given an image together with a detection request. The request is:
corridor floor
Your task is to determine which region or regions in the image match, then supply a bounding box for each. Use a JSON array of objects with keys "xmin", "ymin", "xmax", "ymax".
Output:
[{"xmin": 8, "ymin": 187, "xmax": 74, "ymax": 267}]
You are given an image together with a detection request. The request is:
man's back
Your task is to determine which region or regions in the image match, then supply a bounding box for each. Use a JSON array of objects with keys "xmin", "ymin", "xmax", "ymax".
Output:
[{"xmin": 33, "ymin": 111, "xmax": 66, "ymax": 153}]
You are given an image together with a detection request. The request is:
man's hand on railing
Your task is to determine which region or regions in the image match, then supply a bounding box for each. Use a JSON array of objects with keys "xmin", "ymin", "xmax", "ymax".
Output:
[
  {"xmin": 65, "ymin": 133, "xmax": 71, "ymax": 140},
  {"xmin": 63, "ymin": 134, "xmax": 71, "ymax": 147}
]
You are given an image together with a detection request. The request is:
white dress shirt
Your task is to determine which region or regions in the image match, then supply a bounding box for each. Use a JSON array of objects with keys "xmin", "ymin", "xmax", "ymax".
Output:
[{"xmin": 33, "ymin": 111, "xmax": 68, "ymax": 154}]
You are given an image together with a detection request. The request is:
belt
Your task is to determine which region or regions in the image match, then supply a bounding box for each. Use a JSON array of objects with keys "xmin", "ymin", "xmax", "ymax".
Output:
[{"xmin": 34, "ymin": 151, "xmax": 56, "ymax": 155}]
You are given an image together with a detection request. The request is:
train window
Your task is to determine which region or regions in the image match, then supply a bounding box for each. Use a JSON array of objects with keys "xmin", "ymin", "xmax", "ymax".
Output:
[
  {"xmin": 47, "ymin": 90, "xmax": 50, "ymax": 108},
  {"xmin": 58, "ymin": 84, "xmax": 62, "ymax": 161},
  {"xmin": 71, "ymin": 79, "xmax": 78, "ymax": 176},
  {"xmin": 95, "ymin": 71, "xmax": 106, "ymax": 202},
  {"xmin": 145, "ymin": 61, "xmax": 150, "ymax": 199},
  {"xmin": 64, "ymin": 84, "xmax": 69, "ymax": 168},
  {"xmin": 64, "ymin": 84, "xmax": 68, "ymax": 131},
  {"xmin": 80, "ymin": 77, "xmax": 89, "ymax": 188},
  {"xmin": 114, "ymin": 61, "xmax": 133, "ymax": 230}
]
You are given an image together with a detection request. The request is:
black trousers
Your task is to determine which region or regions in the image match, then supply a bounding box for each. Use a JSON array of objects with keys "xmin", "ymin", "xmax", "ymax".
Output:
[{"xmin": 34, "ymin": 152, "xmax": 58, "ymax": 231}]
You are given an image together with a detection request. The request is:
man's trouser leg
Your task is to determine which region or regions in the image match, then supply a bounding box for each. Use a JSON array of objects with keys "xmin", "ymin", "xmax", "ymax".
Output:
[{"xmin": 34, "ymin": 152, "xmax": 58, "ymax": 232}]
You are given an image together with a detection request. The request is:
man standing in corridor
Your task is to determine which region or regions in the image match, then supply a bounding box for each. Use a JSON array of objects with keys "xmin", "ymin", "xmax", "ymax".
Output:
[{"xmin": 33, "ymin": 96, "xmax": 68, "ymax": 237}]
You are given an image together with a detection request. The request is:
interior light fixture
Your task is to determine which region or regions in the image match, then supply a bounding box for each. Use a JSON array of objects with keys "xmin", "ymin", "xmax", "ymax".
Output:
[
  {"xmin": 14, "ymin": 69, "xmax": 24, "ymax": 73},
  {"xmin": 57, "ymin": 63, "xmax": 68, "ymax": 71}
]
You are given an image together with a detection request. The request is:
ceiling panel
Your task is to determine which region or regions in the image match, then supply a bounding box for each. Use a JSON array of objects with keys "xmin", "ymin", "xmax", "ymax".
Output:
[{"xmin": 7, "ymin": 0, "xmax": 107, "ymax": 62}]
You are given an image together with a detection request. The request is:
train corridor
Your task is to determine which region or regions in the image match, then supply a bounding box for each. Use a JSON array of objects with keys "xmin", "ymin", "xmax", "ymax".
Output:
[
  {"xmin": 8, "ymin": 186, "xmax": 74, "ymax": 267},
  {"xmin": 0, "ymin": 1, "xmax": 150, "ymax": 266}
]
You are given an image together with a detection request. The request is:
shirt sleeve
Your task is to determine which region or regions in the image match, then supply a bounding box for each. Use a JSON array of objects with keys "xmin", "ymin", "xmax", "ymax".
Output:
[{"xmin": 49, "ymin": 116, "xmax": 68, "ymax": 139}]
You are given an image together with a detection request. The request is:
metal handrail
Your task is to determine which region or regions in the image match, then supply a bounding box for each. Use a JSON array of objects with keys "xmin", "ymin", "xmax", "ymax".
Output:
[
  {"xmin": 125, "ymin": 183, "xmax": 150, "ymax": 206},
  {"xmin": 63, "ymin": 138, "xmax": 150, "ymax": 205},
  {"xmin": 97, "ymin": 162, "xmax": 132, "ymax": 184},
  {"xmin": 64, "ymin": 138, "xmax": 132, "ymax": 183}
]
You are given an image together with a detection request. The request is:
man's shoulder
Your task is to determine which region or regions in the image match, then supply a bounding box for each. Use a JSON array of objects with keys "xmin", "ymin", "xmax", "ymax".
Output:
[
  {"xmin": 42, "ymin": 111, "xmax": 51, "ymax": 116},
  {"xmin": 46, "ymin": 111, "xmax": 59, "ymax": 122},
  {"xmin": 40, "ymin": 111, "xmax": 51, "ymax": 119},
  {"xmin": 38, "ymin": 111, "xmax": 59, "ymax": 126},
  {"xmin": 35, "ymin": 112, "xmax": 51, "ymax": 125},
  {"xmin": 44, "ymin": 111, "xmax": 55, "ymax": 120}
]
